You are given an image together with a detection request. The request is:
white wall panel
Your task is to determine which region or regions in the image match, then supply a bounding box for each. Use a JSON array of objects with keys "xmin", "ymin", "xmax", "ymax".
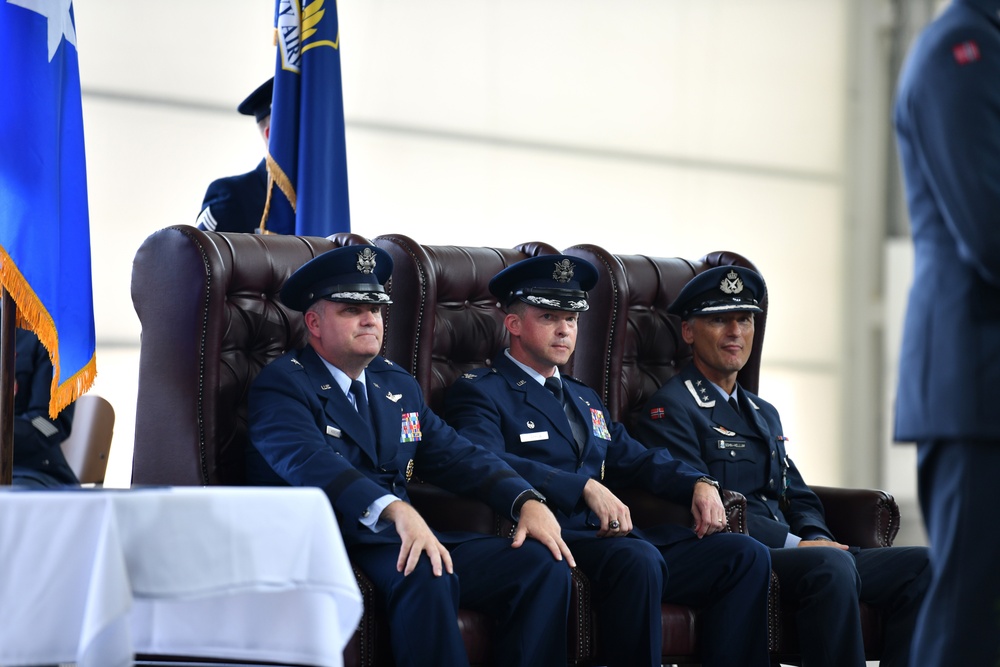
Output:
[
  {"xmin": 76, "ymin": 0, "xmax": 274, "ymax": 106},
  {"xmin": 342, "ymin": 0, "xmax": 845, "ymax": 172}
]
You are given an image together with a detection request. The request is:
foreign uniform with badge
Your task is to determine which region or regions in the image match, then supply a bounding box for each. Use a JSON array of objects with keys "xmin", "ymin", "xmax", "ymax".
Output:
[
  {"xmin": 246, "ymin": 245, "xmax": 572, "ymax": 667},
  {"xmin": 444, "ymin": 255, "xmax": 772, "ymax": 667},
  {"xmin": 634, "ymin": 265, "xmax": 931, "ymax": 667}
]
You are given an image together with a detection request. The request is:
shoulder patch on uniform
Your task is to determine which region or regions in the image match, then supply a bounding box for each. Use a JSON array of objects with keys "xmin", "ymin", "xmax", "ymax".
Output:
[{"xmin": 953, "ymin": 40, "xmax": 980, "ymax": 65}]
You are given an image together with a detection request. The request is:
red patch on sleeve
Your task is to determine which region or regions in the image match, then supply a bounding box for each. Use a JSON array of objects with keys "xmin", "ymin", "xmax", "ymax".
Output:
[
  {"xmin": 953, "ymin": 41, "xmax": 980, "ymax": 65},
  {"xmin": 649, "ymin": 407, "xmax": 665, "ymax": 420}
]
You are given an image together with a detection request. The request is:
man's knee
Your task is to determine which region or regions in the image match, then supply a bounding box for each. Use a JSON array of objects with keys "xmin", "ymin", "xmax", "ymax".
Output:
[
  {"xmin": 387, "ymin": 559, "xmax": 461, "ymax": 607},
  {"xmin": 724, "ymin": 533, "xmax": 771, "ymax": 572},
  {"xmin": 803, "ymin": 547, "xmax": 861, "ymax": 596}
]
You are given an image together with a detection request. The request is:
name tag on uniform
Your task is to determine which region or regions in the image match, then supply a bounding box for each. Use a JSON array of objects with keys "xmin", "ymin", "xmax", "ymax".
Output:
[
  {"xmin": 326, "ymin": 425, "xmax": 342, "ymax": 438},
  {"xmin": 520, "ymin": 431, "xmax": 549, "ymax": 443},
  {"xmin": 716, "ymin": 439, "xmax": 745, "ymax": 450}
]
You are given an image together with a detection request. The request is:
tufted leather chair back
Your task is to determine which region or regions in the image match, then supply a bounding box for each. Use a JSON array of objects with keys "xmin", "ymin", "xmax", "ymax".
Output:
[
  {"xmin": 130, "ymin": 226, "xmax": 372, "ymax": 486},
  {"xmin": 563, "ymin": 245, "xmax": 768, "ymax": 435},
  {"xmin": 375, "ymin": 234, "xmax": 560, "ymax": 414}
]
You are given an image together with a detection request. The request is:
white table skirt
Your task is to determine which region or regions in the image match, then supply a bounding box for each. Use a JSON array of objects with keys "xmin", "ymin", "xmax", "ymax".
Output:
[{"xmin": 0, "ymin": 486, "xmax": 362, "ymax": 667}]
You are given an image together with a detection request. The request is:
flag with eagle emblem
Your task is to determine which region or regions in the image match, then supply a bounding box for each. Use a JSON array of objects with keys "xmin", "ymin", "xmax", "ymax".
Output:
[{"xmin": 263, "ymin": 0, "xmax": 351, "ymax": 236}]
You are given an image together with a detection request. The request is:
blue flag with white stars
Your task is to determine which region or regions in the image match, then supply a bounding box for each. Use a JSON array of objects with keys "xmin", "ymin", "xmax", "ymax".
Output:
[{"xmin": 0, "ymin": 0, "xmax": 96, "ymax": 417}]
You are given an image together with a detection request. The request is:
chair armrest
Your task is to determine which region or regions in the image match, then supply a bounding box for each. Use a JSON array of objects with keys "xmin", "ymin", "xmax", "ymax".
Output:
[
  {"xmin": 811, "ymin": 485, "xmax": 900, "ymax": 548},
  {"xmin": 614, "ymin": 487, "xmax": 747, "ymax": 534}
]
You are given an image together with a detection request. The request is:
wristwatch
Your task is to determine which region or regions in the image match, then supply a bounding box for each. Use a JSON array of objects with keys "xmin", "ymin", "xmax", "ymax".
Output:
[
  {"xmin": 696, "ymin": 476, "xmax": 721, "ymax": 491},
  {"xmin": 512, "ymin": 489, "xmax": 546, "ymax": 518}
]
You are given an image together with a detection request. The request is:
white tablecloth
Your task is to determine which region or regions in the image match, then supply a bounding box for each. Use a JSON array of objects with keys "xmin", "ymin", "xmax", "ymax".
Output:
[{"xmin": 0, "ymin": 486, "xmax": 362, "ymax": 667}]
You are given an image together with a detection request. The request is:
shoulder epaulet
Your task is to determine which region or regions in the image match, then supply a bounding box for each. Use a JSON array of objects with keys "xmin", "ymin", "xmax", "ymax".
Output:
[{"xmin": 368, "ymin": 356, "xmax": 407, "ymax": 375}]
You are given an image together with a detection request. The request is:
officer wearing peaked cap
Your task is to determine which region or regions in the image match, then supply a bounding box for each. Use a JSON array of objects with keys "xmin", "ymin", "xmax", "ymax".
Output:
[
  {"xmin": 247, "ymin": 245, "xmax": 574, "ymax": 667},
  {"xmin": 278, "ymin": 245, "xmax": 393, "ymax": 312},
  {"xmin": 636, "ymin": 264, "xmax": 930, "ymax": 667},
  {"xmin": 445, "ymin": 255, "xmax": 772, "ymax": 667},
  {"xmin": 666, "ymin": 265, "xmax": 765, "ymax": 318},
  {"xmin": 489, "ymin": 254, "xmax": 598, "ymax": 312},
  {"xmin": 197, "ymin": 78, "xmax": 273, "ymax": 233}
]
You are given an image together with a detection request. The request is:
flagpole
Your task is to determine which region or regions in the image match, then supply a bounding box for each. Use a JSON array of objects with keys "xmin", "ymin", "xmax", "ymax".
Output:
[{"xmin": 0, "ymin": 287, "xmax": 14, "ymax": 485}]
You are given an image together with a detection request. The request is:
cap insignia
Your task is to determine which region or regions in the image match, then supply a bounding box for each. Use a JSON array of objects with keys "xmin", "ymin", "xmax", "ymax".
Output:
[
  {"xmin": 552, "ymin": 259, "xmax": 576, "ymax": 283},
  {"xmin": 356, "ymin": 248, "xmax": 378, "ymax": 274},
  {"xmin": 719, "ymin": 270, "xmax": 744, "ymax": 295}
]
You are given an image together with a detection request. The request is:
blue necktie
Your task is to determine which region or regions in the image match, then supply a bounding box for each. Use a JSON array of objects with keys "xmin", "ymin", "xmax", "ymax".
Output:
[
  {"xmin": 350, "ymin": 379, "xmax": 370, "ymax": 425},
  {"xmin": 545, "ymin": 376, "xmax": 585, "ymax": 453},
  {"xmin": 729, "ymin": 395, "xmax": 743, "ymax": 420}
]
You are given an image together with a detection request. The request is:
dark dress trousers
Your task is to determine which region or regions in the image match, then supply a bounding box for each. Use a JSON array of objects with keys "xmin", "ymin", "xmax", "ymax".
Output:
[
  {"xmin": 247, "ymin": 347, "xmax": 571, "ymax": 667},
  {"xmin": 444, "ymin": 353, "xmax": 771, "ymax": 667},
  {"xmin": 893, "ymin": 1, "xmax": 1000, "ymax": 663},
  {"xmin": 196, "ymin": 159, "xmax": 267, "ymax": 233},
  {"xmin": 13, "ymin": 328, "xmax": 77, "ymax": 487},
  {"xmin": 635, "ymin": 364, "xmax": 930, "ymax": 667}
]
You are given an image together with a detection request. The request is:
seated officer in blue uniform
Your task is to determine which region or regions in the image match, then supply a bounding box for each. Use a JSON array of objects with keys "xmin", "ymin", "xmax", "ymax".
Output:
[
  {"xmin": 246, "ymin": 245, "xmax": 574, "ymax": 667},
  {"xmin": 443, "ymin": 256, "xmax": 772, "ymax": 667},
  {"xmin": 196, "ymin": 78, "xmax": 271, "ymax": 233},
  {"xmin": 12, "ymin": 328, "xmax": 77, "ymax": 488},
  {"xmin": 634, "ymin": 266, "xmax": 931, "ymax": 667}
]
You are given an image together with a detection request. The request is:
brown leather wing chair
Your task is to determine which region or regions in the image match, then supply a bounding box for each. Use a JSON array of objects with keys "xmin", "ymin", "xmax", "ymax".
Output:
[
  {"xmin": 563, "ymin": 243, "xmax": 900, "ymax": 662},
  {"xmin": 131, "ymin": 226, "xmax": 397, "ymax": 667}
]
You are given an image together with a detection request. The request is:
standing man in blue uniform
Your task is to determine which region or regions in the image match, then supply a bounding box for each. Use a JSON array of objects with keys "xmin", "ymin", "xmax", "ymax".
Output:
[
  {"xmin": 196, "ymin": 78, "xmax": 272, "ymax": 233},
  {"xmin": 246, "ymin": 245, "xmax": 574, "ymax": 667},
  {"xmin": 443, "ymin": 256, "xmax": 771, "ymax": 667},
  {"xmin": 893, "ymin": 1, "xmax": 1000, "ymax": 663},
  {"xmin": 634, "ymin": 266, "xmax": 930, "ymax": 667}
]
